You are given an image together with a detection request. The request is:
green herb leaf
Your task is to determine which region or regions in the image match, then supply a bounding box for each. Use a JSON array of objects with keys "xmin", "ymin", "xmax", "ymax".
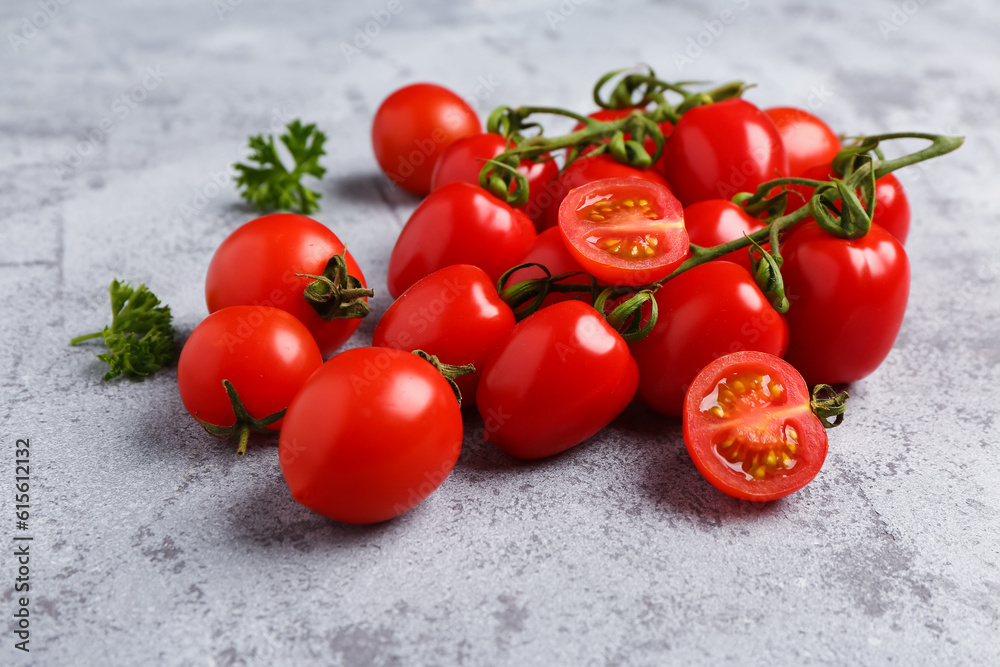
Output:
[
  {"xmin": 70, "ymin": 279, "xmax": 177, "ymax": 381},
  {"xmin": 233, "ymin": 119, "xmax": 327, "ymax": 215}
]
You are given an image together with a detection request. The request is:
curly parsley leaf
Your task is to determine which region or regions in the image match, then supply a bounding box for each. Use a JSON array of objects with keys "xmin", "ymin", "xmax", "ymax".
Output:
[
  {"xmin": 233, "ymin": 119, "xmax": 327, "ymax": 215},
  {"xmin": 70, "ymin": 279, "xmax": 177, "ymax": 381}
]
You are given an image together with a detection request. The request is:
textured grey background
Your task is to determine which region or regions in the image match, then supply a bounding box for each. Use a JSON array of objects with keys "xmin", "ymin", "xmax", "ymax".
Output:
[{"xmin": 1, "ymin": 0, "xmax": 999, "ymax": 665}]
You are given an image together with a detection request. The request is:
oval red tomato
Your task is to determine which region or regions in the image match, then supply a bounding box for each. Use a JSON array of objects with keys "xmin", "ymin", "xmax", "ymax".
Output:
[
  {"xmin": 682, "ymin": 200, "xmax": 767, "ymax": 274},
  {"xmin": 764, "ymin": 107, "xmax": 841, "ymax": 178},
  {"xmin": 683, "ymin": 350, "xmax": 828, "ymax": 501}
]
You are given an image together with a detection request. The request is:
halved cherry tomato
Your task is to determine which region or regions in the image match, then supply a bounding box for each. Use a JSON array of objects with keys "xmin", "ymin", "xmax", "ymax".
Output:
[
  {"xmin": 682, "ymin": 200, "xmax": 767, "ymax": 274},
  {"xmin": 683, "ymin": 350, "xmax": 828, "ymax": 502},
  {"xmin": 558, "ymin": 177, "xmax": 687, "ymax": 286},
  {"xmin": 764, "ymin": 107, "xmax": 841, "ymax": 178}
]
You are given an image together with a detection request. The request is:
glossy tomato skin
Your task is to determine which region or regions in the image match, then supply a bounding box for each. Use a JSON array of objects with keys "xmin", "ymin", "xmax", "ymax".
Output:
[
  {"xmin": 373, "ymin": 264, "xmax": 516, "ymax": 406},
  {"xmin": 660, "ymin": 98, "xmax": 788, "ymax": 206},
  {"xmin": 430, "ymin": 133, "xmax": 559, "ymax": 225},
  {"xmin": 683, "ymin": 351, "xmax": 828, "ymax": 502},
  {"xmin": 631, "ymin": 262, "xmax": 789, "ymax": 418},
  {"xmin": 205, "ymin": 214, "xmax": 367, "ymax": 358},
  {"xmin": 506, "ymin": 227, "xmax": 595, "ymax": 308},
  {"xmin": 683, "ymin": 200, "xmax": 767, "ymax": 274},
  {"xmin": 538, "ymin": 154, "xmax": 671, "ymax": 230},
  {"xmin": 476, "ymin": 301, "xmax": 638, "ymax": 459},
  {"xmin": 764, "ymin": 107, "xmax": 841, "ymax": 177},
  {"xmin": 386, "ymin": 182, "xmax": 537, "ymax": 299},
  {"xmin": 177, "ymin": 306, "xmax": 323, "ymax": 431},
  {"xmin": 279, "ymin": 348, "xmax": 463, "ymax": 524},
  {"xmin": 781, "ymin": 222, "xmax": 910, "ymax": 385},
  {"xmin": 371, "ymin": 83, "xmax": 481, "ymax": 195}
]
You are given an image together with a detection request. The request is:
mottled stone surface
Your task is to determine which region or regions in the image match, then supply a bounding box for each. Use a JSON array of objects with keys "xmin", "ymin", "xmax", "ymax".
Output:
[{"xmin": 1, "ymin": 0, "xmax": 999, "ymax": 664}]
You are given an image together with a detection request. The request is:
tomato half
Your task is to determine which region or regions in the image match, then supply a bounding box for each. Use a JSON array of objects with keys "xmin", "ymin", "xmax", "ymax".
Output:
[
  {"xmin": 386, "ymin": 182, "xmax": 537, "ymax": 299},
  {"xmin": 371, "ymin": 83, "xmax": 481, "ymax": 195},
  {"xmin": 205, "ymin": 213, "xmax": 368, "ymax": 358},
  {"xmin": 558, "ymin": 177, "xmax": 687, "ymax": 286},
  {"xmin": 279, "ymin": 348, "xmax": 463, "ymax": 524},
  {"xmin": 764, "ymin": 107, "xmax": 841, "ymax": 178},
  {"xmin": 682, "ymin": 200, "xmax": 767, "ymax": 274},
  {"xmin": 683, "ymin": 351, "xmax": 828, "ymax": 502}
]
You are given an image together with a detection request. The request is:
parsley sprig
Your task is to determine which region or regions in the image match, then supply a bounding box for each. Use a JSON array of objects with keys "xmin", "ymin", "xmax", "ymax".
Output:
[
  {"xmin": 233, "ymin": 119, "xmax": 327, "ymax": 215},
  {"xmin": 70, "ymin": 279, "xmax": 177, "ymax": 381}
]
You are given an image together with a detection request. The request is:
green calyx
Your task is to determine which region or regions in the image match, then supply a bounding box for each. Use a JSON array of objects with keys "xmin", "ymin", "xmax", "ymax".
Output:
[
  {"xmin": 298, "ymin": 252, "xmax": 374, "ymax": 320},
  {"xmin": 497, "ymin": 263, "xmax": 599, "ymax": 321},
  {"xmin": 594, "ymin": 287, "xmax": 659, "ymax": 344},
  {"xmin": 411, "ymin": 350, "xmax": 475, "ymax": 407},
  {"xmin": 810, "ymin": 384, "xmax": 850, "ymax": 429},
  {"xmin": 195, "ymin": 380, "xmax": 286, "ymax": 456}
]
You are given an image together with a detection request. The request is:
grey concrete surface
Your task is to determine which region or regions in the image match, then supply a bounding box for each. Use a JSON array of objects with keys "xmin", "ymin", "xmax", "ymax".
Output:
[{"xmin": 1, "ymin": 0, "xmax": 999, "ymax": 665}]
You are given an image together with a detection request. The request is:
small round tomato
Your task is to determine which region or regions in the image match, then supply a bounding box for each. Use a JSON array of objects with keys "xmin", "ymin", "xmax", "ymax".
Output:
[
  {"xmin": 279, "ymin": 348, "xmax": 463, "ymax": 524},
  {"xmin": 764, "ymin": 107, "xmax": 841, "ymax": 177},
  {"xmin": 506, "ymin": 227, "xmax": 595, "ymax": 308},
  {"xmin": 780, "ymin": 222, "xmax": 910, "ymax": 385},
  {"xmin": 537, "ymin": 154, "xmax": 671, "ymax": 230},
  {"xmin": 177, "ymin": 306, "xmax": 323, "ymax": 439},
  {"xmin": 373, "ymin": 264, "xmax": 516, "ymax": 406},
  {"xmin": 558, "ymin": 177, "xmax": 687, "ymax": 286},
  {"xmin": 683, "ymin": 200, "xmax": 767, "ymax": 274},
  {"xmin": 660, "ymin": 98, "xmax": 788, "ymax": 206},
  {"xmin": 630, "ymin": 262, "xmax": 789, "ymax": 418},
  {"xmin": 386, "ymin": 182, "xmax": 537, "ymax": 299},
  {"xmin": 683, "ymin": 351, "xmax": 828, "ymax": 501},
  {"xmin": 429, "ymin": 133, "xmax": 559, "ymax": 225},
  {"xmin": 205, "ymin": 214, "xmax": 368, "ymax": 358},
  {"xmin": 476, "ymin": 300, "xmax": 638, "ymax": 459},
  {"xmin": 371, "ymin": 83, "xmax": 481, "ymax": 195}
]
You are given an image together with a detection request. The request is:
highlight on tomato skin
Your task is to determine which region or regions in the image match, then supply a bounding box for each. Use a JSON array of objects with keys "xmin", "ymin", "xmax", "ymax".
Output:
[{"xmin": 682, "ymin": 351, "xmax": 829, "ymax": 502}]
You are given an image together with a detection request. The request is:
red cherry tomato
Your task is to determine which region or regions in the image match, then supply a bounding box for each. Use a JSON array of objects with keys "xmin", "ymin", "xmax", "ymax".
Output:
[
  {"xmin": 631, "ymin": 262, "xmax": 789, "ymax": 417},
  {"xmin": 506, "ymin": 227, "xmax": 595, "ymax": 308},
  {"xmin": 373, "ymin": 264, "xmax": 516, "ymax": 406},
  {"xmin": 538, "ymin": 154, "xmax": 671, "ymax": 230},
  {"xmin": 683, "ymin": 200, "xmax": 768, "ymax": 274},
  {"xmin": 785, "ymin": 164, "xmax": 911, "ymax": 245},
  {"xmin": 279, "ymin": 348, "xmax": 463, "ymax": 524},
  {"xmin": 683, "ymin": 351, "xmax": 828, "ymax": 501},
  {"xmin": 558, "ymin": 177, "xmax": 688, "ymax": 287},
  {"xmin": 371, "ymin": 83, "xmax": 481, "ymax": 195},
  {"xmin": 476, "ymin": 301, "xmax": 638, "ymax": 459},
  {"xmin": 572, "ymin": 108, "xmax": 674, "ymax": 158},
  {"xmin": 386, "ymin": 182, "xmax": 536, "ymax": 299},
  {"xmin": 205, "ymin": 214, "xmax": 368, "ymax": 358},
  {"xmin": 177, "ymin": 306, "xmax": 323, "ymax": 432},
  {"xmin": 780, "ymin": 222, "xmax": 910, "ymax": 385},
  {"xmin": 764, "ymin": 107, "xmax": 841, "ymax": 177},
  {"xmin": 429, "ymin": 133, "xmax": 559, "ymax": 225},
  {"xmin": 660, "ymin": 98, "xmax": 788, "ymax": 206}
]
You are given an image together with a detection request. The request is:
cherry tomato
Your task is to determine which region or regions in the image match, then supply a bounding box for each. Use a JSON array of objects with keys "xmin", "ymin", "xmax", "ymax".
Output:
[
  {"xmin": 506, "ymin": 227, "xmax": 595, "ymax": 308},
  {"xmin": 683, "ymin": 351, "xmax": 828, "ymax": 501},
  {"xmin": 279, "ymin": 348, "xmax": 463, "ymax": 524},
  {"xmin": 764, "ymin": 107, "xmax": 841, "ymax": 177},
  {"xmin": 371, "ymin": 83, "xmax": 481, "ymax": 195},
  {"xmin": 476, "ymin": 300, "xmax": 638, "ymax": 459},
  {"xmin": 660, "ymin": 98, "xmax": 788, "ymax": 206},
  {"xmin": 177, "ymin": 306, "xmax": 323, "ymax": 432},
  {"xmin": 572, "ymin": 108, "xmax": 674, "ymax": 158},
  {"xmin": 538, "ymin": 154, "xmax": 671, "ymax": 230},
  {"xmin": 558, "ymin": 177, "xmax": 688, "ymax": 287},
  {"xmin": 373, "ymin": 264, "xmax": 516, "ymax": 406},
  {"xmin": 630, "ymin": 262, "xmax": 789, "ymax": 418},
  {"xmin": 780, "ymin": 222, "xmax": 910, "ymax": 385},
  {"xmin": 785, "ymin": 163, "xmax": 911, "ymax": 245},
  {"xmin": 205, "ymin": 214, "xmax": 368, "ymax": 358},
  {"xmin": 683, "ymin": 200, "xmax": 768, "ymax": 274},
  {"xmin": 386, "ymin": 182, "xmax": 537, "ymax": 299},
  {"xmin": 429, "ymin": 133, "xmax": 559, "ymax": 225}
]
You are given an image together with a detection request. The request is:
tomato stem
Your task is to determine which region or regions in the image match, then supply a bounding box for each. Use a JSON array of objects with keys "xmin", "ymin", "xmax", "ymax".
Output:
[
  {"xmin": 193, "ymin": 380, "xmax": 286, "ymax": 456},
  {"xmin": 298, "ymin": 252, "xmax": 373, "ymax": 320},
  {"xmin": 412, "ymin": 350, "xmax": 475, "ymax": 407}
]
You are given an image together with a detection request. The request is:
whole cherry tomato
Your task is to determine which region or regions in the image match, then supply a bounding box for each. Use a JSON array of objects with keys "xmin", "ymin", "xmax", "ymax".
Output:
[
  {"xmin": 279, "ymin": 348, "xmax": 463, "ymax": 524},
  {"xmin": 386, "ymin": 182, "xmax": 537, "ymax": 298},
  {"xmin": 683, "ymin": 200, "xmax": 767, "ymax": 274},
  {"xmin": 506, "ymin": 227, "xmax": 595, "ymax": 309},
  {"xmin": 683, "ymin": 351, "xmax": 828, "ymax": 501},
  {"xmin": 660, "ymin": 98, "xmax": 788, "ymax": 206},
  {"xmin": 373, "ymin": 264, "xmax": 516, "ymax": 406},
  {"xmin": 780, "ymin": 222, "xmax": 910, "ymax": 385},
  {"xmin": 630, "ymin": 262, "xmax": 789, "ymax": 418},
  {"xmin": 429, "ymin": 133, "xmax": 559, "ymax": 225},
  {"xmin": 205, "ymin": 214, "xmax": 369, "ymax": 358},
  {"xmin": 764, "ymin": 107, "xmax": 841, "ymax": 178},
  {"xmin": 371, "ymin": 83, "xmax": 481, "ymax": 195},
  {"xmin": 476, "ymin": 300, "xmax": 638, "ymax": 459},
  {"xmin": 537, "ymin": 154, "xmax": 671, "ymax": 230}
]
